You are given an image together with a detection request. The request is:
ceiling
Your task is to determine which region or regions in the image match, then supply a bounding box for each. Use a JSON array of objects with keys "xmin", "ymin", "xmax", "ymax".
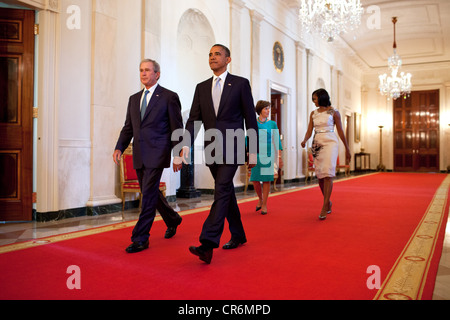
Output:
[{"xmin": 283, "ymin": 0, "xmax": 450, "ymax": 70}]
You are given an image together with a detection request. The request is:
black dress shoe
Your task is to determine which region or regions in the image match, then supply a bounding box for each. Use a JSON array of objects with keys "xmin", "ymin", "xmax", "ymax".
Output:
[
  {"xmin": 125, "ymin": 240, "xmax": 149, "ymax": 253},
  {"xmin": 222, "ymin": 238, "xmax": 247, "ymax": 250},
  {"xmin": 189, "ymin": 246, "xmax": 213, "ymax": 264},
  {"xmin": 165, "ymin": 218, "xmax": 182, "ymax": 239},
  {"xmin": 164, "ymin": 227, "xmax": 177, "ymax": 239}
]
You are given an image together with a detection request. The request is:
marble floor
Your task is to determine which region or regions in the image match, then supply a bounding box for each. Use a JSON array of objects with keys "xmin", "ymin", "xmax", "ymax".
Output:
[{"xmin": 0, "ymin": 176, "xmax": 449, "ymax": 300}]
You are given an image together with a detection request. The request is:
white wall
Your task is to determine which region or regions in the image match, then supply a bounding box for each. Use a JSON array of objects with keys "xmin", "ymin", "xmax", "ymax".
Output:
[{"xmin": 31, "ymin": 0, "xmax": 373, "ymax": 216}]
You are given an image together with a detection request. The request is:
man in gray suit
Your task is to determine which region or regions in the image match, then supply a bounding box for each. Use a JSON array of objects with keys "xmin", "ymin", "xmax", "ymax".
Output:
[{"xmin": 113, "ymin": 59, "xmax": 183, "ymax": 253}]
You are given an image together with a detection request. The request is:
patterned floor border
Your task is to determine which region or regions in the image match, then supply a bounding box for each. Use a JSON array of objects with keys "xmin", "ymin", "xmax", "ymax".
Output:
[{"xmin": 374, "ymin": 174, "xmax": 450, "ymax": 300}]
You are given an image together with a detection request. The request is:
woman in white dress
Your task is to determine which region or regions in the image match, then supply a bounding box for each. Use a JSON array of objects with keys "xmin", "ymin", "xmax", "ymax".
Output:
[{"xmin": 301, "ymin": 89, "xmax": 351, "ymax": 220}]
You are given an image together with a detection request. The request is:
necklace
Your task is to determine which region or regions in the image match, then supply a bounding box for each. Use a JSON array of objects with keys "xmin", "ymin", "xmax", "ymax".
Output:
[{"xmin": 257, "ymin": 117, "xmax": 268, "ymax": 124}]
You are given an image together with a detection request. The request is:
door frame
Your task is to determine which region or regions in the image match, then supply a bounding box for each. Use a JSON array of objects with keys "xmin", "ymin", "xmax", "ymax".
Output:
[{"xmin": 268, "ymin": 81, "xmax": 290, "ymax": 185}]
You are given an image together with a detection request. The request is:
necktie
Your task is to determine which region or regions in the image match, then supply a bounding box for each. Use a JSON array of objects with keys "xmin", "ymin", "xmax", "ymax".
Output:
[
  {"xmin": 212, "ymin": 78, "xmax": 221, "ymax": 115},
  {"xmin": 141, "ymin": 90, "xmax": 149, "ymax": 120}
]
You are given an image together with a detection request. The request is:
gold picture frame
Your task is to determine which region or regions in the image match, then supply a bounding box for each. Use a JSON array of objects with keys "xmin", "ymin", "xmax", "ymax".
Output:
[
  {"xmin": 273, "ymin": 41, "xmax": 284, "ymax": 73},
  {"xmin": 354, "ymin": 112, "xmax": 361, "ymax": 143}
]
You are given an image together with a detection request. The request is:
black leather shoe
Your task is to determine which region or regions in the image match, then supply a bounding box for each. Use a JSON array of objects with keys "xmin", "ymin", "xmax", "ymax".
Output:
[
  {"xmin": 125, "ymin": 240, "xmax": 149, "ymax": 253},
  {"xmin": 222, "ymin": 238, "xmax": 247, "ymax": 250},
  {"xmin": 189, "ymin": 246, "xmax": 213, "ymax": 264},
  {"xmin": 165, "ymin": 218, "xmax": 182, "ymax": 239}
]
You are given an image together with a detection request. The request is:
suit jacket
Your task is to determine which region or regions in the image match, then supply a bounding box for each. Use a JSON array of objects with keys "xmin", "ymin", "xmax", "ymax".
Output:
[
  {"xmin": 185, "ymin": 73, "xmax": 258, "ymax": 166},
  {"xmin": 115, "ymin": 84, "xmax": 183, "ymax": 169}
]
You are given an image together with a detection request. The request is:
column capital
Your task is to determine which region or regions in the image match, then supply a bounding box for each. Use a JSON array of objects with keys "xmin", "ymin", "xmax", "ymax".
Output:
[{"xmin": 229, "ymin": 0, "xmax": 246, "ymax": 10}]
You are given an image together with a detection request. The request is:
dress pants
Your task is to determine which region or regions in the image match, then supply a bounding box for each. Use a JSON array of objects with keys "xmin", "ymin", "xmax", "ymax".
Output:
[
  {"xmin": 200, "ymin": 164, "xmax": 246, "ymax": 248},
  {"xmin": 132, "ymin": 166, "xmax": 181, "ymax": 243}
]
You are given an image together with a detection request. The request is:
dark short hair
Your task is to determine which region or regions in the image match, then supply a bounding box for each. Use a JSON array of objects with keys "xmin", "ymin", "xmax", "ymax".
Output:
[
  {"xmin": 312, "ymin": 88, "xmax": 331, "ymax": 107},
  {"xmin": 212, "ymin": 44, "xmax": 231, "ymax": 57},
  {"xmin": 255, "ymin": 100, "xmax": 271, "ymax": 115}
]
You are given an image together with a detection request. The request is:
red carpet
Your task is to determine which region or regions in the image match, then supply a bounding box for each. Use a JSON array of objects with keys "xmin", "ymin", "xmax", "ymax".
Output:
[{"xmin": 0, "ymin": 173, "xmax": 448, "ymax": 300}]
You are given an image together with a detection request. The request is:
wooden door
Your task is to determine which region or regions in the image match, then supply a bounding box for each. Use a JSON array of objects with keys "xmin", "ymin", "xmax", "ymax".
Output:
[
  {"xmin": 393, "ymin": 90, "xmax": 440, "ymax": 172},
  {"xmin": 0, "ymin": 9, "xmax": 35, "ymax": 221}
]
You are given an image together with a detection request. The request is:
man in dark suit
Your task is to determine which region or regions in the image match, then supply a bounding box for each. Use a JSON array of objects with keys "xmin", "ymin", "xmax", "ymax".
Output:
[
  {"xmin": 181, "ymin": 44, "xmax": 258, "ymax": 264},
  {"xmin": 113, "ymin": 59, "xmax": 184, "ymax": 253}
]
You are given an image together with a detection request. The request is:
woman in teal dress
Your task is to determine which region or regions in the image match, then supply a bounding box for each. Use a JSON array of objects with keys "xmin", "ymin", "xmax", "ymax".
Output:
[{"xmin": 250, "ymin": 100, "xmax": 283, "ymax": 215}]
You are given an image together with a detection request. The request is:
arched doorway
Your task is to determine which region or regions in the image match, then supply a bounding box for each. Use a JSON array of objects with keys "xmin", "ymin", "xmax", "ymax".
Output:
[{"xmin": 176, "ymin": 9, "xmax": 215, "ymax": 196}]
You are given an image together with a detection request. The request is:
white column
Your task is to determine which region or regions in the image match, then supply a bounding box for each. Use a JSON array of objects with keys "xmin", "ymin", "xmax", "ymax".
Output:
[
  {"xmin": 87, "ymin": 0, "xmax": 122, "ymax": 208},
  {"xmin": 250, "ymin": 9, "xmax": 263, "ymax": 96},
  {"xmin": 229, "ymin": 0, "xmax": 245, "ymax": 75},
  {"xmin": 36, "ymin": 7, "xmax": 60, "ymax": 213},
  {"xmin": 296, "ymin": 41, "xmax": 307, "ymax": 178}
]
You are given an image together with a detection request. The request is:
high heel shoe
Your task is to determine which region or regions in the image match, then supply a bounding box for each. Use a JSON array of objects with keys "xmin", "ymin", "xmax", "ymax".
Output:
[
  {"xmin": 327, "ymin": 202, "xmax": 332, "ymax": 214},
  {"xmin": 319, "ymin": 211, "xmax": 327, "ymax": 220},
  {"xmin": 255, "ymin": 206, "xmax": 262, "ymax": 211}
]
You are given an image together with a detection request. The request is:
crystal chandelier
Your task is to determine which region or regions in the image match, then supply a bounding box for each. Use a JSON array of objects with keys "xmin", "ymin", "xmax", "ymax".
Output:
[
  {"xmin": 379, "ymin": 17, "xmax": 412, "ymax": 100},
  {"xmin": 299, "ymin": 0, "xmax": 364, "ymax": 42}
]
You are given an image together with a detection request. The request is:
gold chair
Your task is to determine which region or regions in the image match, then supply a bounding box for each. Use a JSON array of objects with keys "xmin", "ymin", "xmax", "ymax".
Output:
[
  {"xmin": 273, "ymin": 162, "xmax": 279, "ymax": 191},
  {"xmin": 119, "ymin": 147, "xmax": 167, "ymax": 218},
  {"xmin": 336, "ymin": 156, "xmax": 350, "ymax": 177},
  {"xmin": 119, "ymin": 147, "xmax": 142, "ymax": 212},
  {"xmin": 244, "ymin": 163, "xmax": 252, "ymax": 193},
  {"xmin": 305, "ymin": 149, "xmax": 315, "ymax": 183}
]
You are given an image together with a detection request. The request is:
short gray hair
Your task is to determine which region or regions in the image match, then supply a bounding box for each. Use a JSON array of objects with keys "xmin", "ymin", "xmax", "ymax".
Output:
[{"xmin": 140, "ymin": 59, "xmax": 160, "ymax": 73}]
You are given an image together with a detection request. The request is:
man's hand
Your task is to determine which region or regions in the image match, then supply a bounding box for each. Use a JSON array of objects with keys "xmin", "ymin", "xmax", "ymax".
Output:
[
  {"xmin": 113, "ymin": 150, "xmax": 122, "ymax": 166},
  {"xmin": 173, "ymin": 146, "xmax": 190, "ymax": 172}
]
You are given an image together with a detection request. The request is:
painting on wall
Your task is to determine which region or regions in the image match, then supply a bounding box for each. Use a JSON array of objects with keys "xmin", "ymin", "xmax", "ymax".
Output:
[{"xmin": 273, "ymin": 41, "xmax": 284, "ymax": 73}]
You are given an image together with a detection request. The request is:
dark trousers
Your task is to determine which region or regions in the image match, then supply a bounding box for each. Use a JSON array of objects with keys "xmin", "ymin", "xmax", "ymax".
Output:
[
  {"xmin": 200, "ymin": 164, "xmax": 246, "ymax": 248},
  {"xmin": 132, "ymin": 167, "xmax": 181, "ymax": 243}
]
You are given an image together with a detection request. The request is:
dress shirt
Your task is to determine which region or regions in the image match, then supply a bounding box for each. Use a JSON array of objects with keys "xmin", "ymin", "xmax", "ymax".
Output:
[
  {"xmin": 140, "ymin": 83, "xmax": 158, "ymax": 112},
  {"xmin": 212, "ymin": 71, "xmax": 228, "ymax": 96}
]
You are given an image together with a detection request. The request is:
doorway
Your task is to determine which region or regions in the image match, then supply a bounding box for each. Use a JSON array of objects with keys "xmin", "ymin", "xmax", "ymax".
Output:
[
  {"xmin": 270, "ymin": 92, "xmax": 283, "ymax": 185},
  {"xmin": 0, "ymin": 8, "xmax": 35, "ymax": 221},
  {"xmin": 393, "ymin": 90, "xmax": 440, "ymax": 172}
]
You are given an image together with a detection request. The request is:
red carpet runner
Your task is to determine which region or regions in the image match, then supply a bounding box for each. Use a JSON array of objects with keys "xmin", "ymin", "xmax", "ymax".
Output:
[{"xmin": 0, "ymin": 173, "xmax": 449, "ymax": 300}]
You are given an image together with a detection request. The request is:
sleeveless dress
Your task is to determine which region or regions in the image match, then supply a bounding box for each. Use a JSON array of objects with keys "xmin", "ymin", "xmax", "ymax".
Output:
[
  {"xmin": 250, "ymin": 119, "xmax": 283, "ymax": 182},
  {"xmin": 311, "ymin": 108, "xmax": 338, "ymax": 179}
]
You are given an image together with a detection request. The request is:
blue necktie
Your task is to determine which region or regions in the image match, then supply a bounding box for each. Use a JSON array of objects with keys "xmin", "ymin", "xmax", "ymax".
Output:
[
  {"xmin": 141, "ymin": 90, "xmax": 149, "ymax": 120},
  {"xmin": 212, "ymin": 78, "xmax": 221, "ymax": 115}
]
